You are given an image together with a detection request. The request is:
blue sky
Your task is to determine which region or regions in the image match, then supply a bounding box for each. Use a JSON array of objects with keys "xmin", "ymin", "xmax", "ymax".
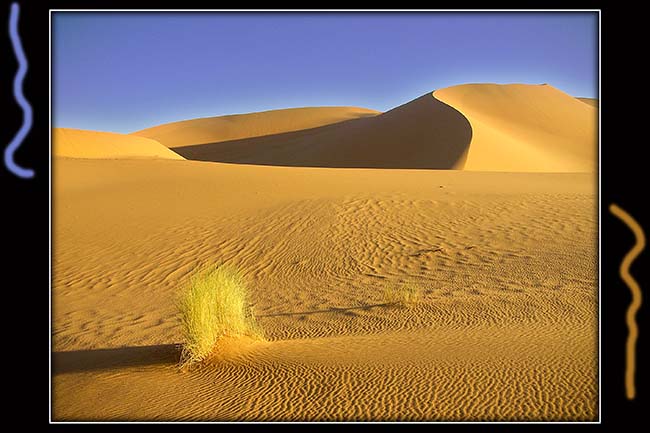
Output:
[{"xmin": 53, "ymin": 12, "xmax": 598, "ymax": 133}]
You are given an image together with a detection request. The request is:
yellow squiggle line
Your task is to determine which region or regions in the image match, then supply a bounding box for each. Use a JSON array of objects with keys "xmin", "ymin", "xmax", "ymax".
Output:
[{"xmin": 609, "ymin": 204, "xmax": 645, "ymax": 400}]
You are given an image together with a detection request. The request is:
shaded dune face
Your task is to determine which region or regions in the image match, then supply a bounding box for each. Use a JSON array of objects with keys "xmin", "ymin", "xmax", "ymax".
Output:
[
  {"xmin": 60, "ymin": 84, "xmax": 596, "ymax": 172},
  {"xmin": 171, "ymin": 94, "xmax": 473, "ymax": 169},
  {"xmin": 577, "ymin": 97, "xmax": 598, "ymax": 108}
]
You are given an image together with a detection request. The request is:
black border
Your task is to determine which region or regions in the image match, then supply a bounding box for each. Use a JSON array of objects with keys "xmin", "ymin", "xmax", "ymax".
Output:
[{"xmin": 2, "ymin": 3, "xmax": 644, "ymax": 426}]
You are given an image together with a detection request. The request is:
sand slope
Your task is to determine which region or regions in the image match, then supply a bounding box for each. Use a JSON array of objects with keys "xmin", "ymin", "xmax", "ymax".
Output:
[
  {"xmin": 133, "ymin": 84, "xmax": 596, "ymax": 172},
  {"xmin": 577, "ymin": 97, "xmax": 599, "ymax": 108},
  {"xmin": 53, "ymin": 128, "xmax": 184, "ymax": 160},
  {"xmin": 159, "ymin": 94, "xmax": 473, "ymax": 169},
  {"xmin": 434, "ymin": 84, "xmax": 597, "ymax": 172},
  {"xmin": 53, "ymin": 158, "xmax": 597, "ymax": 420},
  {"xmin": 133, "ymin": 107, "xmax": 380, "ymax": 148}
]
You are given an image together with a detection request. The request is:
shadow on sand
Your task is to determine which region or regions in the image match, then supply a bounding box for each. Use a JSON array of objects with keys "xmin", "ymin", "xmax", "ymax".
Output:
[
  {"xmin": 53, "ymin": 344, "xmax": 181, "ymax": 375},
  {"xmin": 172, "ymin": 93, "xmax": 472, "ymax": 169},
  {"xmin": 53, "ymin": 304, "xmax": 396, "ymax": 374}
]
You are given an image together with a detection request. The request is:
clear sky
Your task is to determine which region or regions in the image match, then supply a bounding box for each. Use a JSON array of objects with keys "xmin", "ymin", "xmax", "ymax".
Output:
[{"xmin": 53, "ymin": 12, "xmax": 598, "ymax": 133}]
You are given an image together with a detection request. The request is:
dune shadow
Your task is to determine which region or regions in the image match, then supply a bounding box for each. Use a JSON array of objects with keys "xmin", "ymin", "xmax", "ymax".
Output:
[
  {"xmin": 259, "ymin": 303, "xmax": 390, "ymax": 318},
  {"xmin": 172, "ymin": 93, "xmax": 473, "ymax": 169},
  {"xmin": 53, "ymin": 344, "xmax": 181, "ymax": 375}
]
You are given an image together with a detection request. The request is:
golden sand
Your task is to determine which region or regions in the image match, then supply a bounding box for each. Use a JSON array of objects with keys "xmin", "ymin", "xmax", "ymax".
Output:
[
  {"xmin": 434, "ymin": 84, "xmax": 597, "ymax": 172},
  {"xmin": 53, "ymin": 128, "xmax": 184, "ymax": 160},
  {"xmin": 52, "ymin": 84, "xmax": 598, "ymax": 421},
  {"xmin": 577, "ymin": 97, "xmax": 599, "ymax": 108},
  {"xmin": 133, "ymin": 106, "xmax": 380, "ymax": 148}
]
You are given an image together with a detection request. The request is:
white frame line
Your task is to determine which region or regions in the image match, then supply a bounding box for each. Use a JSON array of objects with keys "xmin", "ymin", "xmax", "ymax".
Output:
[{"xmin": 48, "ymin": 8, "xmax": 602, "ymax": 425}]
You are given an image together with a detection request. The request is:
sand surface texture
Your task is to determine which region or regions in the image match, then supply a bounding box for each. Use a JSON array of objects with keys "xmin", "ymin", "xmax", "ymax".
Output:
[{"xmin": 53, "ymin": 84, "xmax": 597, "ymax": 421}]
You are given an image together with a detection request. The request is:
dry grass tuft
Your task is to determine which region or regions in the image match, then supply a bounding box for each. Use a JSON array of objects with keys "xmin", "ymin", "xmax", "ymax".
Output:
[
  {"xmin": 177, "ymin": 264, "xmax": 262, "ymax": 367},
  {"xmin": 383, "ymin": 283, "xmax": 421, "ymax": 307}
]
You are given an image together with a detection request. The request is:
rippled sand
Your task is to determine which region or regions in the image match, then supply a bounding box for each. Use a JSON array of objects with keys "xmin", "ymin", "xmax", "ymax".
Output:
[{"xmin": 52, "ymin": 159, "xmax": 597, "ymax": 421}]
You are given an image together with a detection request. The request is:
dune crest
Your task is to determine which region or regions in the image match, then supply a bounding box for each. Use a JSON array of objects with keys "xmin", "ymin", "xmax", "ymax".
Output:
[
  {"xmin": 53, "ymin": 128, "xmax": 184, "ymax": 160},
  {"xmin": 131, "ymin": 83, "xmax": 596, "ymax": 172},
  {"xmin": 132, "ymin": 106, "xmax": 381, "ymax": 148},
  {"xmin": 433, "ymin": 84, "xmax": 597, "ymax": 172},
  {"xmin": 159, "ymin": 94, "xmax": 473, "ymax": 169}
]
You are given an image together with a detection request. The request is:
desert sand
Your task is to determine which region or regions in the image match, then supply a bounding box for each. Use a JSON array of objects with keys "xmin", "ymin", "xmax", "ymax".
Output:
[
  {"xmin": 131, "ymin": 84, "xmax": 596, "ymax": 172},
  {"xmin": 52, "ymin": 84, "xmax": 598, "ymax": 421},
  {"xmin": 577, "ymin": 97, "xmax": 599, "ymax": 108},
  {"xmin": 433, "ymin": 84, "xmax": 597, "ymax": 172},
  {"xmin": 53, "ymin": 128, "xmax": 184, "ymax": 160},
  {"xmin": 133, "ymin": 106, "xmax": 380, "ymax": 148}
]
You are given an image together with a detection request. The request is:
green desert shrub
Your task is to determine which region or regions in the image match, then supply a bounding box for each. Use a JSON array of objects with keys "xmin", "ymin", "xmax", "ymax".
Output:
[
  {"xmin": 383, "ymin": 282, "xmax": 421, "ymax": 307},
  {"xmin": 177, "ymin": 264, "xmax": 262, "ymax": 366}
]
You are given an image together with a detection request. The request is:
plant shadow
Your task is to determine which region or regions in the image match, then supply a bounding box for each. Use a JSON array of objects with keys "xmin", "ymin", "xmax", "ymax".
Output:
[{"xmin": 53, "ymin": 344, "xmax": 181, "ymax": 375}]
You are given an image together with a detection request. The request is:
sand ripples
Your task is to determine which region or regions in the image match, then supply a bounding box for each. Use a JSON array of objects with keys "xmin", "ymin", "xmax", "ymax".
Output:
[{"xmin": 53, "ymin": 160, "xmax": 597, "ymax": 420}]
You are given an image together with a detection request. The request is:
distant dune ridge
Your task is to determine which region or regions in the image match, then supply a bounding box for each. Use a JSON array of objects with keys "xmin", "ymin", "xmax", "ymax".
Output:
[
  {"xmin": 53, "ymin": 128, "xmax": 184, "ymax": 160},
  {"xmin": 128, "ymin": 83, "xmax": 597, "ymax": 172},
  {"xmin": 57, "ymin": 83, "xmax": 597, "ymax": 172},
  {"xmin": 155, "ymin": 94, "xmax": 473, "ymax": 169},
  {"xmin": 133, "ymin": 106, "xmax": 381, "ymax": 147}
]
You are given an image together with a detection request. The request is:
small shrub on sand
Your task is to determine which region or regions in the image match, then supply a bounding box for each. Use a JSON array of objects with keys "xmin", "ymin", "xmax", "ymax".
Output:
[
  {"xmin": 383, "ymin": 283, "xmax": 421, "ymax": 307},
  {"xmin": 177, "ymin": 264, "xmax": 262, "ymax": 367}
]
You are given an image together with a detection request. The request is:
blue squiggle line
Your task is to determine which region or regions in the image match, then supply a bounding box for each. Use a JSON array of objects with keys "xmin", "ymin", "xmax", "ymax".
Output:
[{"xmin": 5, "ymin": 3, "xmax": 34, "ymax": 179}]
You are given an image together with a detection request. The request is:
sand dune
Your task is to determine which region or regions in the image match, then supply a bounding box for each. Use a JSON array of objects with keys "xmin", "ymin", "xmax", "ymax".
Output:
[
  {"xmin": 157, "ymin": 94, "xmax": 473, "ymax": 169},
  {"xmin": 133, "ymin": 106, "xmax": 380, "ymax": 148},
  {"xmin": 53, "ymin": 128, "xmax": 184, "ymax": 160},
  {"xmin": 133, "ymin": 84, "xmax": 596, "ymax": 172},
  {"xmin": 52, "ymin": 82, "xmax": 598, "ymax": 420},
  {"xmin": 53, "ymin": 158, "xmax": 597, "ymax": 420},
  {"xmin": 434, "ymin": 84, "xmax": 597, "ymax": 172},
  {"xmin": 577, "ymin": 97, "xmax": 599, "ymax": 108}
]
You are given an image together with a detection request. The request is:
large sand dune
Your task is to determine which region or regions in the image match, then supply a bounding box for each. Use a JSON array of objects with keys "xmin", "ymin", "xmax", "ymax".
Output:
[
  {"xmin": 133, "ymin": 84, "xmax": 596, "ymax": 172},
  {"xmin": 53, "ymin": 158, "xmax": 597, "ymax": 421},
  {"xmin": 53, "ymin": 128, "xmax": 184, "ymax": 160},
  {"xmin": 52, "ymin": 82, "xmax": 598, "ymax": 420},
  {"xmin": 151, "ymin": 94, "xmax": 473, "ymax": 169},
  {"xmin": 133, "ymin": 106, "xmax": 380, "ymax": 148},
  {"xmin": 434, "ymin": 84, "xmax": 597, "ymax": 172}
]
